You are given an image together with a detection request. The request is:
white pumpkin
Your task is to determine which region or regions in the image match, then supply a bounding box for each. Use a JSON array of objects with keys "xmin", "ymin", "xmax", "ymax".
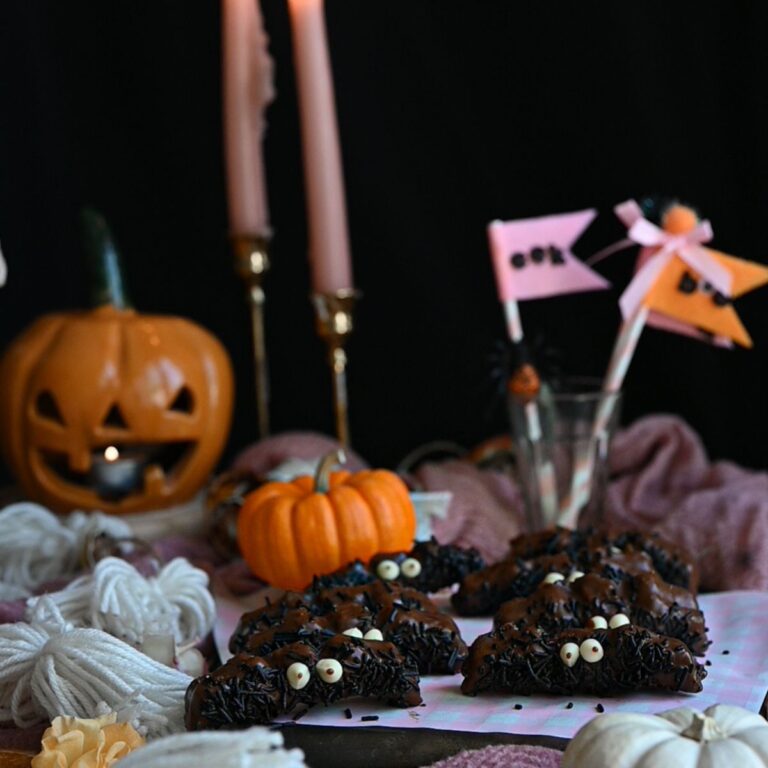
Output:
[{"xmin": 563, "ymin": 704, "xmax": 768, "ymax": 768}]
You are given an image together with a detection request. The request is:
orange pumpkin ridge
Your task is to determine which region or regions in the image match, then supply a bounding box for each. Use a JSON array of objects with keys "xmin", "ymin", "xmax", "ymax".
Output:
[{"xmin": 237, "ymin": 454, "xmax": 416, "ymax": 590}]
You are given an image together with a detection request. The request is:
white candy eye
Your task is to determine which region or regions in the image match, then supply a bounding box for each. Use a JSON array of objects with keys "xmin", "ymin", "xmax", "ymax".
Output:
[
  {"xmin": 542, "ymin": 572, "xmax": 565, "ymax": 585},
  {"xmin": 587, "ymin": 616, "xmax": 608, "ymax": 629},
  {"xmin": 609, "ymin": 613, "xmax": 630, "ymax": 629},
  {"xmin": 376, "ymin": 559, "xmax": 400, "ymax": 581},
  {"xmin": 559, "ymin": 642, "xmax": 579, "ymax": 668},
  {"xmin": 316, "ymin": 658, "xmax": 343, "ymax": 683},
  {"xmin": 579, "ymin": 639, "xmax": 604, "ymax": 663},
  {"xmin": 342, "ymin": 627, "xmax": 363, "ymax": 638},
  {"xmin": 567, "ymin": 570, "xmax": 585, "ymax": 583},
  {"xmin": 400, "ymin": 558, "xmax": 422, "ymax": 578},
  {"xmin": 286, "ymin": 662, "xmax": 310, "ymax": 690},
  {"xmin": 363, "ymin": 628, "xmax": 384, "ymax": 641}
]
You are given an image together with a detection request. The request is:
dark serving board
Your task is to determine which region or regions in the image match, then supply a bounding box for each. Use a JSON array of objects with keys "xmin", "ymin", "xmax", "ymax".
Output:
[{"xmin": 277, "ymin": 724, "xmax": 567, "ymax": 768}]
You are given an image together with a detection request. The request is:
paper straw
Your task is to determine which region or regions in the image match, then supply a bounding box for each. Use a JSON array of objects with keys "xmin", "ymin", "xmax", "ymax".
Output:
[
  {"xmin": 503, "ymin": 301, "xmax": 559, "ymax": 526},
  {"xmin": 557, "ymin": 305, "xmax": 649, "ymax": 528}
]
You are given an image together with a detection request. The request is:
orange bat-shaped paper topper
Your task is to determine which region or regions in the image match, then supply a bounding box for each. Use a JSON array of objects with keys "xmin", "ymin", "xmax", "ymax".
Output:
[{"xmin": 620, "ymin": 202, "xmax": 768, "ymax": 348}]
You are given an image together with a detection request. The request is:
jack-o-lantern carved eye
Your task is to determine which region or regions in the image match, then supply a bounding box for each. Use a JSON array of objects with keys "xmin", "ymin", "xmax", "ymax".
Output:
[
  {"xmin": 102, "ymin": 403, "xmax": 128, "ymax": 429},
  {"xmin": 35, "ymin": 391, "xmax": 65, "ymax": 425},
  {"xmin": 169, "ymin": 386, "xmax": 194, "ymax": 414}
]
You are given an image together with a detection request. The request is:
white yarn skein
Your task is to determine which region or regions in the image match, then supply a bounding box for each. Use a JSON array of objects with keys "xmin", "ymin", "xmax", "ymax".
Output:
[
  {"xmin": 0, "ymin": 502, "xmax": 131, "ymax": 592},
  {"xmin": 27, "ymin": 557, "xmax": 215, "ymax": 647},
  {"xmin": 118, "ymin": 728, "xmax": 307, "ymax": 768},
  {"xmin": 0, "ymin": 599, "xmax": 190, "ymax": 737}
]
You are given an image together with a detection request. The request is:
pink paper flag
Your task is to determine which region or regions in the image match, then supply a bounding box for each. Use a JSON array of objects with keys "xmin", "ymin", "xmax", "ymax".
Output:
[{"xmin": 488, "ymin": 209, "xmax": 609, "ymax": 302}]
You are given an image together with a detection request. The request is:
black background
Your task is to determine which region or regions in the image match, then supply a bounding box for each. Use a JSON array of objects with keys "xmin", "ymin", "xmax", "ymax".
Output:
[{"xmin": 0, "ymin": 1, "xmax": 766, "ymax": 474}]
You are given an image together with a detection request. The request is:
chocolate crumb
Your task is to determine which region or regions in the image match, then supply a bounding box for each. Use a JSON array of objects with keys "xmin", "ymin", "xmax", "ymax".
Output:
[
  {"xmin": 344, "ymin": 708, "xmax": 352, "ymax": 720},
  {"xmin": 566, "ymin": 702, "xmax": 574, "ymax": 709},
  {"xmin": 722, "ymin": 649, "xmax": 730, "ymax": 655},
  {"xmin": 705, "ymin": 660, "xmax": 712, "ymax": 666},
  {"xmin": 513, "ymin": 703, "xmax": 523, "ymax": 710},
  {"xmin": 596, "ymin": 703, "xmax": 605, "ymax": 713},
  {"xmin": 361, "ymin": 715, "xmax": 379, "ymax": 722}
]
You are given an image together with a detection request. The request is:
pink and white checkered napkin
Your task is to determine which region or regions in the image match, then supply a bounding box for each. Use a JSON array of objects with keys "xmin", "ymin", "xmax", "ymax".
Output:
[{"xmin": 213, "ymin": 591, "xmax": 768, "ymax": 740}]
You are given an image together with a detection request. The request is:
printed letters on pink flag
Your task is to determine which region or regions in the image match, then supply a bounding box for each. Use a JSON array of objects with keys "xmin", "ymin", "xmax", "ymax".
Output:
[{"xmin": 488, "ymin": 209, "xmax": 609, "ymax": 302}]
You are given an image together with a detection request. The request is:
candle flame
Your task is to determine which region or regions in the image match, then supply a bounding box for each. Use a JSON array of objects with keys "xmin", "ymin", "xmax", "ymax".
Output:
[{"xmin": 104, "ymin": 446, "xmax": 120, "ymax": 462}]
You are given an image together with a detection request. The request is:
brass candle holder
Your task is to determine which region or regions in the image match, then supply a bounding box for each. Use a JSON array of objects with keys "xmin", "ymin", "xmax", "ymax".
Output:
[
  {"xmin": 232, "ymin": 234, "xmax": 271, "ymax": 438},
  {"xmin": 312, "ymin": 289, "xmax": 360, "ymax": 448}
]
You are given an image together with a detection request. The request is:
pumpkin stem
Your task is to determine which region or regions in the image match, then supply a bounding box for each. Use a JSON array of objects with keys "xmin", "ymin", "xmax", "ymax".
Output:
[
  {"xmin": 314, "ymin": 449, "xmax": 346, "ymax": 494},
  {"xmin": 80, "ymin": 207, "xmax": 133, "ymax": 310},
  {"xmin": 681, "ymin": 712, "xmax": 725, "ymax": 742}
]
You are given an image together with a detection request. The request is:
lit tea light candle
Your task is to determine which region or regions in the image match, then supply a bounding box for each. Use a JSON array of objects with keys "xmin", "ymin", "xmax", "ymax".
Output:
[{"xmin": 89, "ymin": 445, "xmax": 145, "ymax": 499}]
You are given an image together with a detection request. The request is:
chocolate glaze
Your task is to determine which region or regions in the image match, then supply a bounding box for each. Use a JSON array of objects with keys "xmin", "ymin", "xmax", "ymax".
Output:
[
  {"xmin": 493, "ymin": 570, "xmax": 709, "ymax": 655},
  {"xmin": 453, "ymin": 538, "xmax": 701, "ymax": 618},
  {"xmin": 451, "ymin": 553, "xmax": 572, "ymax": 616},
  {"xmin": 186, "ymin": 635, "xmax": 422, "ymax": 730},
  {"xmin": 461, "ymin": 624, "xmax": 706, "ymax": 697},
  {"xmin": 505, "ymin": 527, "xmax": 699, "ymax": 593},
  {"xmin": 230, "ymin": 580, "xmax": 467, "ymax": 675},
  {"xmin": 309, "ymin": 538, "xmax": 485, "ymax": 593}
]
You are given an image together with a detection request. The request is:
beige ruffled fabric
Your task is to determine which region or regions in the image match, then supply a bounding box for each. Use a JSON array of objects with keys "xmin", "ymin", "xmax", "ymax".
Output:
[{"xmin": 31, "ymin": 713, "xmax": 144, "ymax": 768}]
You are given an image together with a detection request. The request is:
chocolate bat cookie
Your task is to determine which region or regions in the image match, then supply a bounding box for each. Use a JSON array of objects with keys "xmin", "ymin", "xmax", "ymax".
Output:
[
  {"xmin": 309, "ymin": 537, "xmax": 485, "ymax": 594},
  {"xmin": 506, "ymin": 527, "xmax": 698, "ymax": 593},
  {"xmin": 186, "ymin": 634, "xmax": 422, "ymax": 729},
  {"xmin": 230, "ymin": 580, "xmax": 467, "ymax": 675},
  {"xmin": 461, "ymin": 623, "xmax": 706, "ymax": 697},
  {"xmin": 493, "ymin": 569, "xmax": 709, "ymax": 655}
]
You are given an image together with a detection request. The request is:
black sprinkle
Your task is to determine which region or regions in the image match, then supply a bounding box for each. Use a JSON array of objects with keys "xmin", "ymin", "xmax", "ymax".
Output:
[
  {"xmin": 722, "ymin": 649, "xmax": 730, "ymax": 655},
  {"xmin": 596, "ymin": 703, "xmax": 605, "ymax": 713},
  {"xmin": 513, "ymin": 703, "xmax": 523, "ymax": 710},
  {"xmin": 344, "ymin": 708, "xmax": 352, "ymax": 720},
  {"xmin": 705, "ymin": 660, "xmax": 712, "ymax": 666},
  {"xmin": 419, "ymin": 703, "xmax": 427, "ymax": 707},
  {"xmin": 292, "ymin": 708, "xmax": 308, "ymax": 722},
  {"xmin": 361, "ymin": 715, "xmax": 379, "ymax": 722},
  {"xmin": 566, "ymin": 702, "xmax": 574, "ymax": 709}
]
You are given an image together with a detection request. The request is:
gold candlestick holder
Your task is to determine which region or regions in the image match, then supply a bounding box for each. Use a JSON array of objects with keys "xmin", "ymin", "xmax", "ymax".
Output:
[
  {"xmin": 312, "ymin": 289, "xmax": 360, "ymax": 448},
  {"xmin": 232, "ymin": 234, "xmax": 271, "ymax": 438}
]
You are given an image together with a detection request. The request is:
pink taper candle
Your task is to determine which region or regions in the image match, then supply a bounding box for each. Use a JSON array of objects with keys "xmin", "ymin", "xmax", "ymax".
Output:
[
  {"xmin": 222, "ymin": 0, "xmax": 275, "ymax": 236},
  {"xmin": 287, "ymin": 0, "xmax": 353, "ymax": 293}
]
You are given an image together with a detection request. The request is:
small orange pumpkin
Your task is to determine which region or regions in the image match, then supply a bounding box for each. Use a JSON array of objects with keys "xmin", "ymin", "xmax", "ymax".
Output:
[{"xmin": 237, "ymin": 451, "xmax": 416, "ymax": 590}]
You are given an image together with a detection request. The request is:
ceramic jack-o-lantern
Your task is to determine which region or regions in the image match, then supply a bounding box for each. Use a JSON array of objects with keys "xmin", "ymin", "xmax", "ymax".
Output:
[{"xmin": 0, "ymin": 209, "xmax": 234, "ymax": 514}]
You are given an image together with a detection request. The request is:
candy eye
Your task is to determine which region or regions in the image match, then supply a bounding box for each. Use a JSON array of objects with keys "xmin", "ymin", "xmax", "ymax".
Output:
[
  {"xmin": 559, "ymin": 642, "xmax": 579, "ymax": 668},
  {"xmin": 342, "ymin": 627, "xmax": 363, "ymax": 638},
  {"xmin": 579, "ymin": 639, "xmax": 604, "ymax": 663},
  {"xmin": 286, "ymin": 662, "xmax": 310, "ymax": 690},
  {"xmin": 363, "ymin": 628, "xmax": 384, "ymax": 641},
  {"xmin": 400, "ymin": 558, "xmax": 422, "ymax": 578},
  {"xmin": 542, "ymin": 572, "xmax": 565, "ymax": 585},
  {"xmin": 567, "ymin": 571, "xmax": 585, "ymax": 583},
  {"xmin": 316, "ymin": 658, "xmax": 343, "ymax": 683},
  {"xmin": 609, "ymin": 613, "xmax": 630, "ymax": 629},
  {"xmin": 587, "ymin": 616, "xmax": 608, "ymax": 629},
  {"xmin": 376, "ymin": 559, "xmax": 400, "ymax": 581}
]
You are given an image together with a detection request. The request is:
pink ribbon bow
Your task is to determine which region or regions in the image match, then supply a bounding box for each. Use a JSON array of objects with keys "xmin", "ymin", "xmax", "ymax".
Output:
[{"xmin": 615, "ymin": 199, "xmax": 732, "ymax": 320}]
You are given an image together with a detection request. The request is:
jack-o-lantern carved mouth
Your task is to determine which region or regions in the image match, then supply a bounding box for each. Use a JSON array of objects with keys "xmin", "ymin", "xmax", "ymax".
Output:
[{"xmin": 39, "ymin": 441, "xmax": 195, "ymax": 502}]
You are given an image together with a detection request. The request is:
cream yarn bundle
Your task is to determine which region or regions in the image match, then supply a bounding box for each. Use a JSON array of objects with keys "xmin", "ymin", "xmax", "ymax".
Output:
[
  {"xmin": 0, "ymin": 599, "xmax": 190, "ymax": 737},
  {"xmin": 0, "ymin": 502, "xmax": 132, "ymax": 597},
  {"xmin": 27, "ymin": 556, "xmax": 216, "ymax": 646},
  {"xmin": 118, "ymin": 728, "xmax": 307, "ymax": 767}
]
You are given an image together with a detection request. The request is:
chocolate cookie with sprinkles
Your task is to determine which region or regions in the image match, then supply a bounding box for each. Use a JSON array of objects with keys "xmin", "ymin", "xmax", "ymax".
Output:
[
  {"xmin": 505, "ymin": 527, "xmax": 699, "ymax": 593},
  {"xmin": 186, "ymin": 634, "xmax": 422, "ymax": 729},
  {"xmin": 461, "ymin": 623, "xmax": 706, "ymax": 697},
  {"xmin": 492, "ymin": 569, "xmax": 709, "ymax": 655},
  {"xmin": 230, "ymin": 580, "xmax": 467, "ymax": 675},
  {"xmin": 308, "ymin": 537, "xmax": 485, "ymax": 593}
]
